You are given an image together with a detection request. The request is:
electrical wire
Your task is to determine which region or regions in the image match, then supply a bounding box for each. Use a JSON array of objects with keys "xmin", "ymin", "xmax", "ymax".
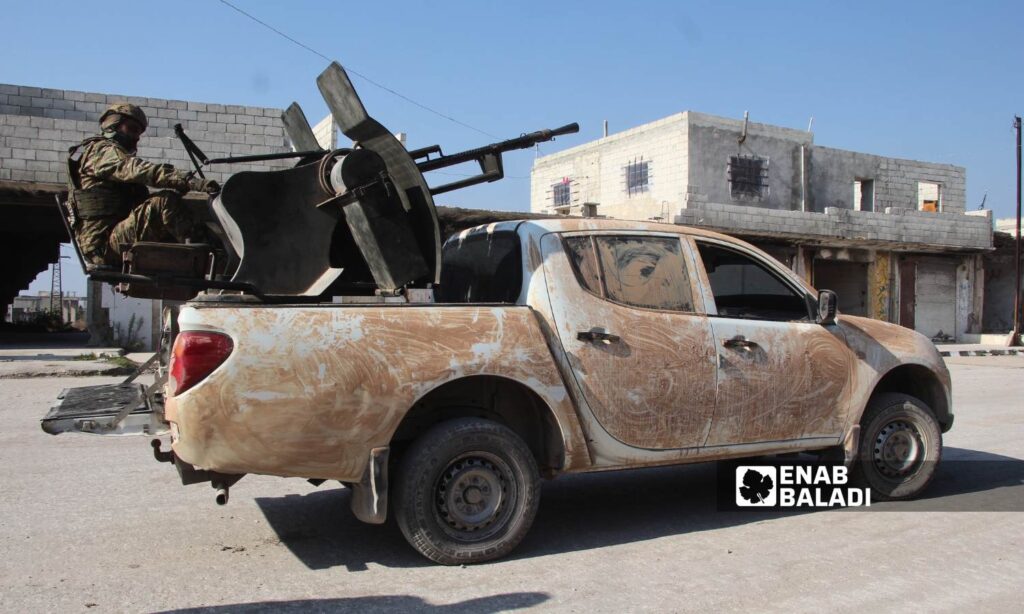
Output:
[
  {"xmin": 216, "ymin": 0, "xmax": 499, "ymax": 139},
  {"xmin": 429, "ymin": 170, "xmax": 530, "ymax": 180}
]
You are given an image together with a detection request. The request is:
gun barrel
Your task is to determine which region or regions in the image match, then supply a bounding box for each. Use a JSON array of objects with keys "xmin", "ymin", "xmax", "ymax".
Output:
[
  {"xmin": 537, "ymin": 122, "xmax": 580, "ymax": 140},
  {"xmin": 417, "ymin": 122, "xmax": 579, "ymax": 173}
]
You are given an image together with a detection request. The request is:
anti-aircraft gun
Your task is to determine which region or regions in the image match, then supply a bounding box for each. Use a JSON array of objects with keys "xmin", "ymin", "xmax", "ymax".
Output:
[{"xmin": 58, "ymin": 62, "xmax": 577, "ymax": 302}]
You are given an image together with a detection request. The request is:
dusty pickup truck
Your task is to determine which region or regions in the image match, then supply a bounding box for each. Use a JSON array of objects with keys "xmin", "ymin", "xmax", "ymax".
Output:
[
  {"xmin": 55, "ymin": 217, "xmax": 948, "ymax": 564},
  {"xmin": 44, "ymin": 63, "xmax": 950, "ymax": 564}
]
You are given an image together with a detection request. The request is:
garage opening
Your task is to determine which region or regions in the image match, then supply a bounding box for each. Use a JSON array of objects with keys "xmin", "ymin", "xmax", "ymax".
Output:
[{"xmin": 913, "ymin": 258, "xmax": 957, "ymax": 340}]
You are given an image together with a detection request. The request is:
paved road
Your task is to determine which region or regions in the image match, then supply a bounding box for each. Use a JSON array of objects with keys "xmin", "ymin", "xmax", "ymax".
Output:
[{"xmin": 1, "ymin": 356, "xmax": 1021, "ymax": 613}]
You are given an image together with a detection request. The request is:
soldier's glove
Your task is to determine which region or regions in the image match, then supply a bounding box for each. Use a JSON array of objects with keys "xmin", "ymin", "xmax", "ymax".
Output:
[
  {"xmin": 156, "ymin": 166, "xmax": 191, "ymax": 194},
  {"xmin": 189, "ymin": 177, "xmax": 221, "ymax": 194}
]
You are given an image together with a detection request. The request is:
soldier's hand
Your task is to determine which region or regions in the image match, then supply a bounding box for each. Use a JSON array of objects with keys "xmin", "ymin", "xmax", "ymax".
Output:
[{"xmin": 189, "ymin": 177, "xmax": 221, "ymax": 194}]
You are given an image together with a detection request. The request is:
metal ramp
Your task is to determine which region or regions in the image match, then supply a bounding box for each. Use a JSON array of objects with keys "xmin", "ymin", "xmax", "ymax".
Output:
[{"xmin": 42, "ymin": 383, "xmax": 165, "ymax": 436}]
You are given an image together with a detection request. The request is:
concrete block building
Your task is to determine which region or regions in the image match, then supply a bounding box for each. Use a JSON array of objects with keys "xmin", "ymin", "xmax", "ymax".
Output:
[
  {"xmin": 0, "ymin": 83, "xmax": 294, "ymax": 348},
  {"xmin": 531, "ymin": 112, "xmax": 993, "ymax": 341},
  {"xmin": 7, "ymin": 291, "xmax": 85, "ymax": 327}
]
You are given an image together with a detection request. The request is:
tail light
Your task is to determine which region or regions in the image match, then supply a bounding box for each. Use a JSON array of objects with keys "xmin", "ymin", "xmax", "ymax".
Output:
[{"xmin": 168, "ymin": 331, "xmax": 233, "ymax": 396}]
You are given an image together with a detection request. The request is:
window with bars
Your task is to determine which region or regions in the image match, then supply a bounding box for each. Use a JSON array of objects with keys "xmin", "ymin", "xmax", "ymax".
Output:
[
  {"xmin": 728, "ymin": 155, "xmax": 769, "ymax": 199},
  {"xmin": 625, "ymin": 159, "xmax": 649, "ymax": 195},
  {"xmin": 552, "ymin": 181, "xmax": 572, "ymax": 208}
]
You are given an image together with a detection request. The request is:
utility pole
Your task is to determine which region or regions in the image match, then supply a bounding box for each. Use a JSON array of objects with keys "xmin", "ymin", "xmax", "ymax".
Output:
[
  {"xmin": 49, "ymin": 259, "xmax": 62, "ymax": 316},
  {"xmin": 48, "ymin": 254, "xmax": 70, "ymax": 323},
  {"xmin": 1012, "ymin": 116, "xmax": 1022, "ymax": 346}
]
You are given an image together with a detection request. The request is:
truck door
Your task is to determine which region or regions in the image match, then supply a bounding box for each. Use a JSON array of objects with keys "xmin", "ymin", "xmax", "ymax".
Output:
[
  {"xmin": 541, "ymin": 232, "xmax": 717, "ymax": 450},
  {"xmin": 692, "ymin": 240, "xmax": 852, "ymax": 446}
]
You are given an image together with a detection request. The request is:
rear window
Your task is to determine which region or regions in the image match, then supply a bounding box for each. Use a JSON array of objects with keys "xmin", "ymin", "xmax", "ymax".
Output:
[{"xmin": 438, "ymin": 230, "xmax": 522, "ymax": 303}]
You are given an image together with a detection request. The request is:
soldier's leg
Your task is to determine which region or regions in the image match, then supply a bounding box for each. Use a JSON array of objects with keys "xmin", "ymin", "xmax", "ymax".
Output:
[
  {"xmin": 108, "ymin": 195, "xmax": 178, "ymax": 259},
  {"xmin": 76, "ymin": 218, "xmax": 119, "ymax": 266},
  {"xmin": 108, "ymin": 191, "xmax": 203, "ymax": 258},
  {"xmin": 152, "ymin": 189, "xmax": 202, "ymax": 243}
]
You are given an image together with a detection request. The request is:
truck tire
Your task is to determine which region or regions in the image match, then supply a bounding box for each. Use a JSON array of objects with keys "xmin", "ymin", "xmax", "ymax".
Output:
[
  {"xmin": 851, "ymin": 393, "xmax": 942, "ymax": 500},
  {"xmin": 394, "ymin": 417, "xmax": 540, "ymax": 565}
]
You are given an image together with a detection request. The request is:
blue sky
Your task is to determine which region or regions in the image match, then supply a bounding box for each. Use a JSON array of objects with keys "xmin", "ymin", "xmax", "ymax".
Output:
[{"xmin": 9, "ymin": 0, "xmax": 1022, "ymax": 295}]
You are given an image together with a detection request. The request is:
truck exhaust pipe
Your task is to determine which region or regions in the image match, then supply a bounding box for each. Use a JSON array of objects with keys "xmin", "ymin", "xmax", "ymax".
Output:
[{"xmin": 214, "ymin": 483, "xmax": 229, "ymax": 505}]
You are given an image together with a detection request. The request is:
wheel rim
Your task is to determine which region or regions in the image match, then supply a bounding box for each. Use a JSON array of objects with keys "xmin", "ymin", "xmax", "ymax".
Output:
[
  {"xmin": 872, "ymin": 419, "xmax": 924, "ymax": 479},
  {"xmin": 435, "ymin": 452, "xmax": 517, "ymax": 543}
]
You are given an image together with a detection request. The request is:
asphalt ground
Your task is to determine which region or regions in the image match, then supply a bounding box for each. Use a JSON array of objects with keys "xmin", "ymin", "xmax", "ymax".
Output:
[{"xmin": 0, "ymin": 354, "xmax": 1021, "ymax": 613}]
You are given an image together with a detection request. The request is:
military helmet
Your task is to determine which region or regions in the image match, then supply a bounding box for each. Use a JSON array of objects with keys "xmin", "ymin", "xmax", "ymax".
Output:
[{"xmin": 99, "ymin": 102, "xmax": 148, "ymax": 132}]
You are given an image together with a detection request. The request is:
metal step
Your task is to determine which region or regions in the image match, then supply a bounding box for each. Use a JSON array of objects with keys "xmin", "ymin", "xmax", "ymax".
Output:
[{"xmin": 42, "ymin": 383, "xmax": 165, "ymax": 436}]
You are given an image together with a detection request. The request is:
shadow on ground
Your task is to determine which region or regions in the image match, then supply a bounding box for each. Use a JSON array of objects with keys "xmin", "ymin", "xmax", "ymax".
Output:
[
  {"xmin": 883, "ymin": 446, "xmax": 1024, "ymax": 511},
  {"xmin": 0, "ymin": 331, "xmax": 89, "ymax": 348},
  {"xmin": 159, "ymin": 592, "xmax": 549, "ymax": 613},
  {"xmin": 255, "ymin": 447, "xmax": 1023, "ymax": 571}
]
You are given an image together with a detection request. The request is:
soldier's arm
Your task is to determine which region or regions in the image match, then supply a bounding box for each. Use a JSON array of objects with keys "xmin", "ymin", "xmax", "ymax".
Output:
[{"xmin": 88, "ymin": 141, "xmax": 191, "ymax": 192}]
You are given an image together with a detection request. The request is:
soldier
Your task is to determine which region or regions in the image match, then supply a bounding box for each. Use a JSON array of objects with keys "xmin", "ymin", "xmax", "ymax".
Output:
[{"xmin": 67, "ymin": 102, "xmax": 220, "ymax": 267}]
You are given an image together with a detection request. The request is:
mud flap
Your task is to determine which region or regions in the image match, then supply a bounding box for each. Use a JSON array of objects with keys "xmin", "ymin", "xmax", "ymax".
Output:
[
  {"xmin": 41, "ymin": 383, "xmax": 166, "ymax": 436},
  {"xmin": 350, "ymin": 446, "xmax": 389, "ymax": 524}
]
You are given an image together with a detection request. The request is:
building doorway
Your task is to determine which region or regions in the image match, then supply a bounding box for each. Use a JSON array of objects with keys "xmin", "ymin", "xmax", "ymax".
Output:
[{"xmin": 813, "ymin": 260, "xmax": 869, "ymax": 316}]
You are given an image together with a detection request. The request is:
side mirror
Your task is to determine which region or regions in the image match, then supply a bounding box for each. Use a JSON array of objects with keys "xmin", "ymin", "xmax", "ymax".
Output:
[{"xmin": 817, "ymin": 290, "xmax": 838, "ymax": 325}]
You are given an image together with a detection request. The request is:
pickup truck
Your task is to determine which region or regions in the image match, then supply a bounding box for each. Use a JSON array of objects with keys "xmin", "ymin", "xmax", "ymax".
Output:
[
  {"xmin": 43, "ymin": 63, "xmax": 950, "ymax": 565},
  {"xmin": 47, "ymin": 217, "xmax": 951, "ymax": 564}
]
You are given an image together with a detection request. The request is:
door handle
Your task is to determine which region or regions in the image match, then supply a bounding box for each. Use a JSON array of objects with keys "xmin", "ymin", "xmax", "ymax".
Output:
[
  {"xmin": 577, "ymin": 328, "xmax": 621, "ymax": 344},
  {"xmin": 722, "ymin": 335, "xmax": 759, "ymax": 350}
]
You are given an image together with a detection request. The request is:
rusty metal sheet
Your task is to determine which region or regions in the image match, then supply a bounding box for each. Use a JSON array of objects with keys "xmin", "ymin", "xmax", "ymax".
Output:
[{"xmin": 168, "ymin": 305, "xmax": 589, "ymax": 481}]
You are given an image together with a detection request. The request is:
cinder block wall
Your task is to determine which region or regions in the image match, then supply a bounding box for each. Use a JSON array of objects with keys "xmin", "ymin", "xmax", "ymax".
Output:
[
  {"xmin": 0, "ymin": 83, "xmax": 293, "ymax": 186},
  {"xmin": 810, "ymin": 145, "xmax": 966, "ymax": 214},
  {"xmin": 685, "ymin": 112, "xmax": 813, "ymax": 211},
  {"xmin": 530, "ymin": 114, "xmax": 689, "ymax": 221}
]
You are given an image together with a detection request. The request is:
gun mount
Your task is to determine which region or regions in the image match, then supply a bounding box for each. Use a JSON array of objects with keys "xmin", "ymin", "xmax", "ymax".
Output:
[{"xmin": 60, "ymin": 62, "xmax": 577, "ymax": 301}]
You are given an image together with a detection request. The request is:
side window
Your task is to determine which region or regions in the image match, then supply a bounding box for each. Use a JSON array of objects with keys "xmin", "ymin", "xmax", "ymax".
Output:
[
  {"xmin": 696, "ymin": 242, "xmax": 810, "ymax": 321},
  {"xmin": 563, "ymin": 236, "xmax": 602, "ymax": 295},
  {"xmin": 563, "ymin": 235, "xmax": 694, "ymax": 312}
]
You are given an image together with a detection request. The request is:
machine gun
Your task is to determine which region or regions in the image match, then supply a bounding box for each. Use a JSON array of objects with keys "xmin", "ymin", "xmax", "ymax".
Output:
[
  {"xmin": 175, "ymin": 62, "xmax": 577, "ymax": 298},
  {"xmin": 60, "ymin": 62, "xmax": 577, "ymax": 301},
  {"xmin": 175, "ymin": 112, "xmax": 577, "ymax": 200},
  {"xmin": 411, "ymin": 123, "xmax": 578, "ymax": 195}
]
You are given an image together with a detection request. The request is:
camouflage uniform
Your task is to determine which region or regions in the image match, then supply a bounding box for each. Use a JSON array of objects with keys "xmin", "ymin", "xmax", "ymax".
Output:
[{"xmin": 70, "ymin": 135, "xmax": 203, "ymax": 266}]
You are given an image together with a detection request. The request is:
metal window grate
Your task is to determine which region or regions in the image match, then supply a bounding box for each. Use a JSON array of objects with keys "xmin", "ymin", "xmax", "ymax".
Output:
[
  {"xmin": 553, "ymin": 181, "xmax": 572, "ymax": 207},
  {"xmin": 625, "ymin": 159, "xmax": 649, "ymax": 195},
  {"xmin": 728, "ymin": 155, "xmax": 769, "ymax": 199}
]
